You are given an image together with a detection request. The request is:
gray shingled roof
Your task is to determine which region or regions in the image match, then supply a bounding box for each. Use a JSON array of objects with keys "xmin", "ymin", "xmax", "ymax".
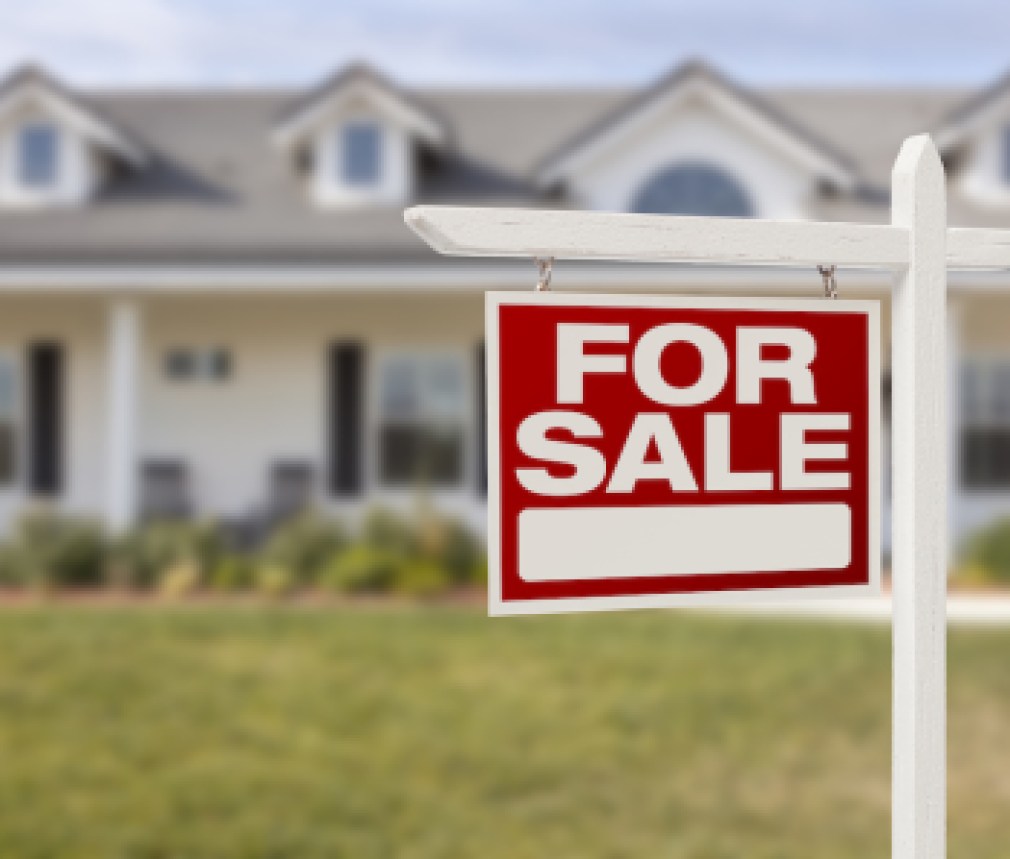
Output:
[{"xmin": 0, "ymin": 65, "xmax": 991, "ymax": 265}]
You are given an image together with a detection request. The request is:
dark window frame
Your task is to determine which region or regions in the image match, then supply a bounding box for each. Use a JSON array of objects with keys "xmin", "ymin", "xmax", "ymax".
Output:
[{"xmin": 164, "ymin": 347, "xmax": 233, "ymax": 382}]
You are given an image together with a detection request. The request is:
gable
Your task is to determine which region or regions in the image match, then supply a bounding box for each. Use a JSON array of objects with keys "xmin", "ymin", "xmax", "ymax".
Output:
[
  {"xmin": 272, "ymin": 63, "xmax": 448, "ymax": 149},
  {"xmin": 544, "ymin": 83, "xmax": 830, "ymax": 218},
  {"xmin": 538, "ymin": 63, "xmax": 854, "ymax": 190},
  {"xmin": 0, "ymin": 65, "xmax": 145, "ymax": 167},
  {"xmin": 935, "ymin": 72, "xmax": 1010, "ymax": 206}
]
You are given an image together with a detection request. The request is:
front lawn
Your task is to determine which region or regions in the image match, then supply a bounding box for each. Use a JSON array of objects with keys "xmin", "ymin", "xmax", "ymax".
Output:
[{"xmin": 0, "ymin": 606, "xmax": 1005, "ymax": 858}]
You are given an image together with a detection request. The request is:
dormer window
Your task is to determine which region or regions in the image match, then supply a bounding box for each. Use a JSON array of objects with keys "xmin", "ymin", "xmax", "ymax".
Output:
[
  {"xmin": 0, "ymin": 65, "xmax": 145, "ymax": 208},
  {"xmin": 271, "ymin": 63, "xmax": 448, "ymax": 208},
  {"xmin": 17, "ymin": 123, "xmax": 59, "ymax": 189},
  {"xmin": 631, "ymin": 161, "xmax": 754, "ymax": 217},
  {"xmin": 341, "ymin": 122, "xmax": 382, "ymax": 186}
]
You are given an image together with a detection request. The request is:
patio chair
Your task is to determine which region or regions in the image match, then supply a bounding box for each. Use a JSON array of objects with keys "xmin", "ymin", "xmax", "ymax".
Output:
[
  {"xmin": 140, "ymin": 460, "xmax": 192, "ymax": 521},
  {"xmin": 266, "ymin": 461, "xmax": 315, "ymax": 524}
]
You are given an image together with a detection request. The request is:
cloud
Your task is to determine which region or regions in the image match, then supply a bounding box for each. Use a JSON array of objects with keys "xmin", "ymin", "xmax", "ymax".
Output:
[
  {"xmin": 0, "ymin": 0, "xmax": 1009, "ymax": 88},
  {"xmin": 0, "ymin": 0, "xmax": 206, "ymax": 84}
]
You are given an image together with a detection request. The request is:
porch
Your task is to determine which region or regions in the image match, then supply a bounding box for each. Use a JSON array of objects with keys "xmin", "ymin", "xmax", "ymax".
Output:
[
  {"xmin": 0, "ymin": 293, "xmax": 488, "ymax": 535},
  {"xmin": 0, "ymin": 286, "xmax": 1005, "ymax": 551}
]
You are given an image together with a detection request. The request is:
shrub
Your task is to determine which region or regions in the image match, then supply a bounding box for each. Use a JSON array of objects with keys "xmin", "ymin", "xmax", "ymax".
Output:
[
  {"xmin": 0, "ymin": 544, "xmax": 23, "ymax": 587},
  {"xmin": 158, "ymin": 560, "xmax": 202, "ymax": 598},
  {"xmin": 959, "ymin": 518, "xmax": 1010, "ymax": 586},
  {"xmin": 263, "ymin": 512, "xmax": 348, "ymax": 585},
  {"xmin": 354, "ymin": 506, "xmax": 486, "ymax": 593},
  {"xmin": 468, "ymin": 556, "xmax": 488, "ymax": 586},
  {"xmin": 393, "ymin": 558, "xmax": 451, "ymax": 598},
  {"xmin": 12, "ymin": 511, "xmax": 107, "ymax": 589},
  {"xmin": 950, "ymin": 562, "xmax": 991, "ymax": 589},
  {"xmin": 361, "ymin": 507, "xmax": 419, "ymax": 556},
  {"xmin": 421, "ymin": 516, "xmax": 484, "ymax": 586},
  {"xmin": 209, "ymin": 555, "xmax": 254, "ymax": 592},
  {"xmin": 111, "ymin": 520, "xmax": 225, "ymax": 589},
  {"xmin": 254, "ymin": 563, "xmax": 295, "ymax": 599},
  {"xmin": 320, "ymin": 545, "xmax": 402, "ymax": 594}
]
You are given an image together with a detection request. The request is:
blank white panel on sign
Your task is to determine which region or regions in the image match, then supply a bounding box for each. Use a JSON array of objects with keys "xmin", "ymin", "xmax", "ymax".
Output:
[{"xmin": 518, "ymin": 503, "xmax": 851, "ymax": 582}]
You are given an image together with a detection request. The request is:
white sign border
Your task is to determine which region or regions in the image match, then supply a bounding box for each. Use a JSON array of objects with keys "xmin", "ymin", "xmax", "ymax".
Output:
[{"xmin": 486, "ymin": 290, "xmax": 882, "ymax": 617}]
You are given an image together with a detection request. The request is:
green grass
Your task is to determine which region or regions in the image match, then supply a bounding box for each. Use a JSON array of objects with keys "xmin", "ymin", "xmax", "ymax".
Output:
[{"xmin": 0, "ymin": 606, "xmax": 1006, "ymax": 858}]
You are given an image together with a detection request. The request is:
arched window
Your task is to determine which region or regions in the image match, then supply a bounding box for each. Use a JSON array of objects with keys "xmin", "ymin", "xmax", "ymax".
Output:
[{"xmin": 631, "ymin": 162, "xmax": 754, "ymax": 217}]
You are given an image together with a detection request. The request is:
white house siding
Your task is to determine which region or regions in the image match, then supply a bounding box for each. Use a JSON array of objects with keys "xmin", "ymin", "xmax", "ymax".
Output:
[{"xmin": 139, "ymin": 292, "xmax": 486, "ymax": 531}]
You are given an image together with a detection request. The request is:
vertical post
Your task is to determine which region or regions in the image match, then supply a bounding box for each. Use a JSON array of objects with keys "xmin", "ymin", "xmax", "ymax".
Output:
[
  {"xmin": 106, "ymin": 300, "xmax": 140, "ymax": 534},
  {"xmin": 947, "ymin": 302, "xmax": 961, "ymax": 562},
  {"xmin": 891, "ymin": 135, "xmax": 947, "ymax": 859}
]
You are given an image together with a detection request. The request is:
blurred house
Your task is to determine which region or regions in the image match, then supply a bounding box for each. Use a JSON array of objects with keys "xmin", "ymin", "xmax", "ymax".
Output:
[{"xmin": 0, "ymin": 58, "xmax": 1006, "ymax": 546}]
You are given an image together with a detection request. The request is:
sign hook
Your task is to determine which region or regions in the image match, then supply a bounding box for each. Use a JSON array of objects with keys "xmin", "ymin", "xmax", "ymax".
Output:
[
  {"xmin": 534, "ymin": 256, "xmax": 554, "ymax": 292},
  {"xmin": 817, "ymin": 264, "xmax": 838, "ymax": 299}
]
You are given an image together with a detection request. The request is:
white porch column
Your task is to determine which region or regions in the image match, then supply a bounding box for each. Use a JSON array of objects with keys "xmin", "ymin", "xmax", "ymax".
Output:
[{"xmin": 106, "ymin": 300, "xmax": 141, "ymax": 534}]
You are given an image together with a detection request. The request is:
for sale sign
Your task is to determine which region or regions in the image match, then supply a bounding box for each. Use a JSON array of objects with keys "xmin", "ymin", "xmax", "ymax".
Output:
[{"xmin": 486, "ymin": 293, "xmax": 881, "ymax": 615}]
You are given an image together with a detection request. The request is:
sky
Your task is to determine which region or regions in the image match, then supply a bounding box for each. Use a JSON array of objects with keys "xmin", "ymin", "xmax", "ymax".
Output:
[{"xmin": 1, "ymin": 0, "xmax": 1009, "ymax": 89}]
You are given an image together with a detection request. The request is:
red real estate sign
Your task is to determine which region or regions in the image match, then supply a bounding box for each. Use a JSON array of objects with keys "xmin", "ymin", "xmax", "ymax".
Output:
[{"xmin": 486, "ymin": 293, "xmax": 881, "ymax": 615}]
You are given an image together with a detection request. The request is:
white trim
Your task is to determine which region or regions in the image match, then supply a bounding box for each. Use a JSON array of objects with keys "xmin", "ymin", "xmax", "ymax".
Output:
[
  {"xmin": 485, "ymin": 291, "xmax": 881, "ymax": 616},
  {"xmin": 1, "ymin": 261, "xmax": 1010, "ymax": 293},
  {"xmin": 536, "ymin": 75, "xmax": 854, "ymax": 190},
  {"xmin": 0, "ymin": 263, "xmax": 893, "ymax": 291},
  {"xmin": 272, "ymin": 79, "xmax": 444, "ymax": 149},
  {"xmin": 0, "ymin": 81, "xmax": 144, "ymax": 166},
  {"xmin": 936, "ymin": 89, "xmax": 1010, "ymax": 151}
]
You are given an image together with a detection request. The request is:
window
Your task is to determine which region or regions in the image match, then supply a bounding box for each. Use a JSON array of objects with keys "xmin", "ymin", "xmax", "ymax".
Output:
[
  {"xmin": 631, "ymin": 161, "xmax": 754, "ymax": 216},
  {"xmin": 340, "ymin": 122, "xmax": 382, "ymax": 186},
  {"xmin": 165, "ymin": 349, "xmax": 195, "ymax": 381},
  {"xmin": 17, "ymin": 123, "xmax": 59, "ymax": 189},
  {"xmin": 0, "ymin": 357, "xmax": 19, "ymax": 485},
  {"xmin": 165, "ymin": 348, "xmax": 231, "ymax": 382},
  {"xmin": 377, "ymin": 354, "xmax": 465, "ymax": 487},
  {"xmin": 960, "ymin": 359, "xmax": 1010, "ymax": 489}
]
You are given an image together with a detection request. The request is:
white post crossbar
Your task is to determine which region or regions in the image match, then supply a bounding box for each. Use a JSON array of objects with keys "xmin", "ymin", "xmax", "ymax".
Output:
[
  {"xmin": 406, "ymin": 204, "xmax": 1010, "ymax": 273},
  {"xmin": 405, "ymin": 133, "xmax": 951, "ymax": 859}
]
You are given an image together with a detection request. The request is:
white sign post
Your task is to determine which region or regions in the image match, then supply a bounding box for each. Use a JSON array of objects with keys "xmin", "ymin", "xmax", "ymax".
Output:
[{"xmin": 405, "ymin": 134, "xmax": 967, "ymax": 859}]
